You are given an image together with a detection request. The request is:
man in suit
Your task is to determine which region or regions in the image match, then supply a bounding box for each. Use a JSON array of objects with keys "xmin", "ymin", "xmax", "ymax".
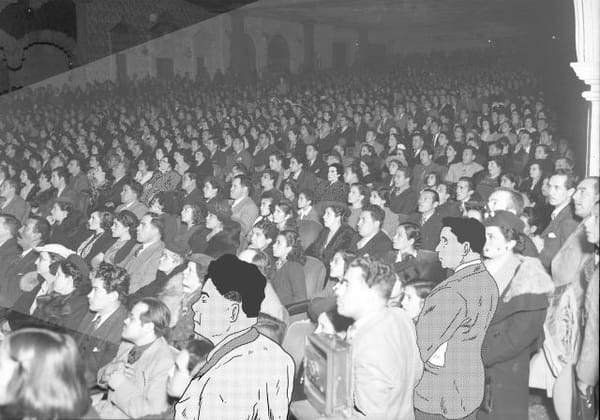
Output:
[
  {"xmin": 333, "ymin": 256, "xmax": 422, "ymax": 419},
  {"xmin": 305, "ymin": 144, "xmax": 327, "ymax": 180},
  {"xmin": 409, "ymin": 189, "xmax": 443, "ymax": 252},
  {"xmin": 551, "ymin": 177, "xmax": 598, "ymax": 290},
  {"xmin": 115, "ymin": 181, "xmax": 148, "ymax": 220},
  {"xmin": 288, "ymin": 155, "xmax": 318, "ymax": 193},
  {"xmin": 174, "ymin": 255, "xmax": 294, "ymax": 419},
  {"xmin": 77, "ymin": 262, "xmax": 130, "ymax": 387},
  {"xmin": 350, "ymin": 204, "xmax": 393, "ymax": 258},
  {"xmin": 536, "ymin": 170, "xmax": 580, "ymax": 270},
  {"xmin": 336, "ymin": 115, "xmax": 356, "ymax": 149},
  {"xmin": 67, "ymin": 156, "xmax": 91, "ymax": 195},
  {"xmin": 95, "ymin": 298, "xmax": 176, "ymax": 419},
  {"xmin": 445, "ymin": 146, "xmax": 484, "ymax": 184},
  {"xmin": 297, "ymin": 189, "xmax": 320, "ymax": 223},
  {"xmin": 102, "ymin": 159, "xmax": 130, "ymax": 209},
  {"xmin": 120, "ymin": 213, "xmax": 165, "ymax": 293},
  {"xmin": 181, "ymin": 170, "xmax": 204, "ymax": 207},
  {"xmin": 512, "ymin": 130, "xmax": 535, "ymax": 176},
  {"xmin": 0, "ymin": 179, "xmax": 30, "ymax": 224},
  {"xmin": 0, "ymin": 216, "xmax": 50, "ymax": 311},
  {"xmin": 230, "ymin": 175, "xmax": 259, "ymax": 241},
  {"xmin": 0, "ymin": 214, "xmax": 21, "ymax": 267},
  {"xmin": 389, "ymin": 167, "xmax": 419, "ymax": 215},
  {"xmin": 414, "ymin": 217, "xmax": 498, "ymax": 420},
  {"xmin": 48, "ymin": 167, "xmax": 80, "ymax": 215}
]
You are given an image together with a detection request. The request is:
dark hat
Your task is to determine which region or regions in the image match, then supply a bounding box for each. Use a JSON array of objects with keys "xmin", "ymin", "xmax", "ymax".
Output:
[
  {"xmin": 186, "ymin": 253, "xmax": 214, "ymax": 267},
  {"xmin": 484, "ymin": 210, "xmax": 524, "ymax": 233},
  {"xmin": 164, "ymin": 240, "xmax": 188, "ymax": 257},
  {"xmin": 66, "ymin": 254, "xmax": 90, "ymax": 280},
  {"xmin": 206, "ymin": 200, "xmax": 232, "ymax": 223}
]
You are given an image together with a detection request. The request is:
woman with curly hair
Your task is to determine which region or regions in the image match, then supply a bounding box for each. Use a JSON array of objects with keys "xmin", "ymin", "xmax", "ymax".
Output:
[
  {"xmin": 271, "ymin": 230, "xmax": 307, "ymax": 306},
  {"xmin": 347, "ymin": 183, "xmax": 370, "ymax": 230},
  {"xmin": 199, "ymin": 201, "xmax": 241, "ymax": 258},
  {"xmin": 76, "ymin": 210, "xmax": 116, "ymax": 265},
  {"xmin": 140, "ymin": 156, "xmax": 181, "ymax": 205},
  {"xmin": 173, "ymin": 204, "xmax": 208, "ymax": 255},
  {"xmin": 48, "ymin": 200, "xmax": 88, "ymax": 250},
  {"xmin": 319, "ymin": 163, "xmax": 349, "ymax": 204}
]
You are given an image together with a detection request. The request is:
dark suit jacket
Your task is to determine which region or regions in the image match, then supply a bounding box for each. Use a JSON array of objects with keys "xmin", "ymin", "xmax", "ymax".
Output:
[
  {"xmin": 79, "ymin": 231, "xmax": 117, "ymax": 266},
  {"xmin": 182, "ymin": 188, "xmax": 204, "ymax": 206},
  {"xmin": 0, "ymin": 237, "xmax": 21, "ymax": 268},
  {"xmin": 540, "ymin": 204, "xmax": 580, "ymax": 270},
  {"xmin": 307, "ymin": 224, "xmax": 358, "ymax": 267},
  {"xmin": 2, "ymin": 196, "xmax": 31, "ymax": 224},
  {"xmin": 76, "ymin": 305, "xmax": 128, "ymax": 386},
  {"xmin": 349, "ymin": 230, "xmax": 393, "ymax": 259},
  {"xmin": 100, "ymin": 176, "xmax": 128, "ymax": 209},
  {"xmin": 306, "ymin": 157, "xmax": 327, "ymax": 179},
  {"xmin": 389, "ymin": 187, "xmax": 418, "ymax": 215},
  {"xmin": 408, "ymin": 211, "xmax": 443, "ymax": 251},
  {"xmin": 0, "ymin": 250, "xmax": 38, "ymax": 310},
  {"xmin": 292, "ymin": 170, "xmax": 318, "ymax": 193}
]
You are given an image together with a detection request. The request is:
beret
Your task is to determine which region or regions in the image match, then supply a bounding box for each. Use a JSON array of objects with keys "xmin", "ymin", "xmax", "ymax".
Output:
[{"xmin": 484, "ymin": 210, "xmax": 525, "ymax": 233}]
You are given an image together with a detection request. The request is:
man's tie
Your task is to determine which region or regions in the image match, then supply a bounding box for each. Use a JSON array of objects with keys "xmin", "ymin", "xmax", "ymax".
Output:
[
  {"xmin": 127, "ymin": 346, "xmax": 140, "ymax": 364},
  {"xmin": 91, "ymin": 314, "xmax": 102, "ymax": 330},
  {"xmin": 133, "ymin": 245, "xmax": 143, "ymax": 258}
]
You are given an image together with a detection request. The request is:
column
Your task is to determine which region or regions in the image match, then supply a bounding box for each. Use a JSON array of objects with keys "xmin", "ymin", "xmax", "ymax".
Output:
[
  {"xmin": 570, "ymin": 0, "xmax": 599, "ymax": 176},
  {"xmin": 229, "ymin": 12, "xmax": 245, "ymax": 76},
  {"xmin": 75, "ymin": 0, "xmax": 93, "ymax": 65},
  {"xmin": 303, "ymin": 21, "xmax": 314, "ymax": 73}
]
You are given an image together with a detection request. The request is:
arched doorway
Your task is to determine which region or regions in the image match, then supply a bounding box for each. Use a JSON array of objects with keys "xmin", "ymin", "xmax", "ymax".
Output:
[{"xmin": 267, "ymin": 35, "xmax": 289, "ymax": 75}]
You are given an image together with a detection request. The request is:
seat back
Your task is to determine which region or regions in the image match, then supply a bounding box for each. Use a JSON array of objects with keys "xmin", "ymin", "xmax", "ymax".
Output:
[
  {"xmin": 303, "ymin": 256, "xmax": 326, "ymax": 299},
  {"xmin": 297, "ymin": 219, "xmax": 323, "ymax": 250}
]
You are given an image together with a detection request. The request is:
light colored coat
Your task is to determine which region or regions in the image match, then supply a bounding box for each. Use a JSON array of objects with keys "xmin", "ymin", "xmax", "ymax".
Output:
[
  {"xmin": 119, "ymin": 241, "xmax": 165, "ymax": 293},
  {"xmin": 95, "ymin": 337, "xmax": 176, "ymax": 419},
  {"xmin": 350, "ymin": 307, "xmax": 423, "ymax": 419},
  {"xmin": 174, "ymin": 330, "xmax": 294, "ymax": 420}
]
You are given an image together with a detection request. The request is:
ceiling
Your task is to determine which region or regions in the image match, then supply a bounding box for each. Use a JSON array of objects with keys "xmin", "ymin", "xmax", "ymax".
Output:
[{"xmin": 243, "ymin": 0, "xmax": 547, "ymax": 34}]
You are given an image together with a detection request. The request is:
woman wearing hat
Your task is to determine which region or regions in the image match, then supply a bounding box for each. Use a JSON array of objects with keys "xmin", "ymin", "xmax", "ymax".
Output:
[
  {"xmin": 479, "ymin": 210, "xmax": 554, "ymax": 420},
  {"xmin": 202, "ymin": 201, "xmax": 241, "ymax": 259}
]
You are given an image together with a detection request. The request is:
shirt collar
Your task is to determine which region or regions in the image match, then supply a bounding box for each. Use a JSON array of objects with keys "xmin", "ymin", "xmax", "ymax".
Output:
[
  {"xmin": 454, "ymin": 258, "xmax": 482, "ymax": 272},
  {"xmin": 551, "ymin": 201, "xmax": 570, "ymax": 220}
]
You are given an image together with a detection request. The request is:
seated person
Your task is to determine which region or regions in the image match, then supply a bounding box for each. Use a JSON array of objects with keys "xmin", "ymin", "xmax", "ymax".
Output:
[
  {"xmin": 400, "ymin": 278, "xmax": 436, "ymax": 321},
  {"xmin": 349, "ymin": 204, "xmax": 393, "ymax": 258},
  {"xmin": 333, "ymin": 256, "xmax": 423, "ymax": 419},
  {"xmin": 247, "ymin": 219, "xmax": 277, "ymax": 260},
  {"xmin": 272, "ymin": 230, "xmax": 308, "ymax": 306},
  {"xmin": 94, "ymin": 298, "xmax": 176, "ymax": 419},
  {"xmin": 91, "ymin": 210, "xmax": 139, "ymax": 268},
  {"xmin": 77, "ymin": 262, "xmax": 130, "ymax": 387},
  {"xmin": 77, "ymin": 210, "xmax": 117, "ymax": 265}
]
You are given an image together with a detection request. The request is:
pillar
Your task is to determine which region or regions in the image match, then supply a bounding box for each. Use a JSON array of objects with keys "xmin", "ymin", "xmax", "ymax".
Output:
[
  {"xmin": 570, "ymin": 0, "xmax": 599, "ymax": 176},
  {"xmin": 75, "ymin": 0, "xmax": 93, "ymax": 65},
  {"xmin": 303, "ymin": 21, "xmax": 314, "ymax": 73},
  {"xmin": 229, "ymin": 12, "xmax": 245, "ymax": 76}
]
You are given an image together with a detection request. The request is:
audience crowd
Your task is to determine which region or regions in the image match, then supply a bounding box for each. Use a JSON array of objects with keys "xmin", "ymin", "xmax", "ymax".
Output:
[{"xmin": 0, "ymin": 47, "xmax": 597, "ymax": 420}]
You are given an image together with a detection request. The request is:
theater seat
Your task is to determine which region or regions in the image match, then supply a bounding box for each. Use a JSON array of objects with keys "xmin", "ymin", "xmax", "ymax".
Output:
[
  {"xmin": 285, "ymin": 257, "xmax": 326, "ymax": 322},
  {"xmin": 298, "ymin": 219, "xmax": 323, "ymax": 250}
]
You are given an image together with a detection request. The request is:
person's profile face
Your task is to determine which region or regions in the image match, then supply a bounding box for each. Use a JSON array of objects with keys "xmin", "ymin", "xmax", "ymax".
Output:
[
  {"xmin": 192, "ymin": 278, "xmax": 235, "ymax": 344},
  {"xmin": 435, "ymin": 226, "xmax": 467, "ymax": 269},
  {"xmin": 334, "ymin": 266, "xmax": 367, "ymax": 319}
]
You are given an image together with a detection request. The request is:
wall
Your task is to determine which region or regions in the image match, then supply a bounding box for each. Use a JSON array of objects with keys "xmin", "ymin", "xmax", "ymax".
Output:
[{"xmin": 10, "ymin": 44, "xmax": 70, "ymax": 87}]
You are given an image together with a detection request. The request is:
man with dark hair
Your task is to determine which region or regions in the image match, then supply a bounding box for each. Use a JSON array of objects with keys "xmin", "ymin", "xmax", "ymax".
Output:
[
  {"xmin": 116, "ymin": 181, "xmax": 148, "ymax": 220},
  {"xmin": 414, "ymin": 217, "xmax": 498, "ymax": 420},
  {"xmin": 331, "ymin": 255, "xmax": 422, "ymax": 418},
  {"xmin": 67, "ymin": 155, "xmax": 90, "ymax": 196},
  {"xmin": 305, "ymin": 144, "xmax": 327, "ymax": 179},
  {"xmin": 102, "ymin": 159, "xmax": 130, "ymax": 209},
  {"xmin": 446, "ymin": 146, "xmax": 484, "ymax": 183},
  {"xmin": 95, "ymin": 297, "xmax": 176, "ymax": 419},
  {"xmin": 0, "ymin": 216, "xmax": 50, "ymax": 310},
  {"xmin": 288, "ymin": 154, "xmax": 318, "ymax": 193},
  {"xmin": 174, "ymin": 254, "xmax": 294, "ymax": 419},
  {"xmin": 350, "ymin": 204, "xmax": 393, "ymax": 258},
  {"xmin": 390, "ymin": 166, "xmax": 419, "ymax": 215},
  {"xmin": 120, "ymin": 213, "xmax": 166, "ymax": 293},
  {"xmin": 412, "ymin": 146, "xmax": 447, "ymax": 193},
  {"xmin": 77, "ymin": 262, "xmax": 130, "ymax": 386},
  {"xmin": 181, "ymin": 170, "xmax": 204, "ymax": 207},
  {"xmin": 297, "ymin": 188, "xmax": 319, "ymax": 223},
  {"xmin": 257, "ymin": 170, "xmax": 284, "ymax": 204},
  {"xmin": 231, "ymin": 174, "xmax": 259, "ymax": 242},
  {"xmin": 0, "ymin": 179, "xmax": 30, "ymax": 224},
  {"xmin": 536, "ymin": 169, "xmax": 579, "ymax": 269},
  {"xmin": 410, "ymin": 189, "xmax": 443, "ymax": 251},
  {"xmin": 49, "ymin": 166, "xmax": 80, "ymax": 214}
]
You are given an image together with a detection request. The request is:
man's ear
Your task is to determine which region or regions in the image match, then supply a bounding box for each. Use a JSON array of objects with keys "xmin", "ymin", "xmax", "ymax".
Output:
[
  {"xmin": 229, "ymin": 302, "xmax": 240, "ymax": 323},
  {"xmin": 462, "ymin": 242, "xmax": 471, "ymax": 256}
]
